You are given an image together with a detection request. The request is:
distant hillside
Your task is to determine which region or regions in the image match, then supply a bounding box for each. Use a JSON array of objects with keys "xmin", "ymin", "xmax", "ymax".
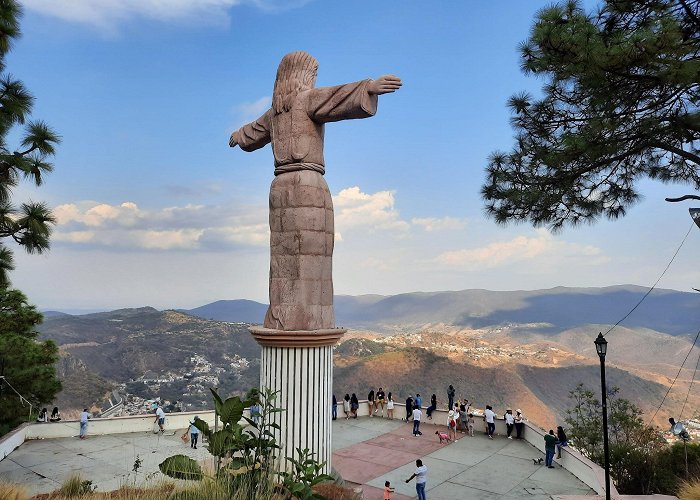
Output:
[
  {"xmin": 38, "ymin": 308, "xmax": 261, "ymax": 411},
  {"xmin": 333, "ymin": 342, "xmax": 670, "ymax": 429},
  {"xmin": 185, "ymin": 286, "xmax": 700, "ymax": 336},
  {"xmin": 183, "ymin": 299, "xmax": 267, "ymax": 323}
]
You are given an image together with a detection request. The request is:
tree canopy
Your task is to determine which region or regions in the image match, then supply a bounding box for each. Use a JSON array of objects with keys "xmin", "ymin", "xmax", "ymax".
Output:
[
  {"xmin": 0, "ymin": 0, "xmax": 60, "ymax": 285},
  {"xmin": 0, "ymin": 288, "xmax": 61, "ymax": 434},
  {"xmin": 482, "ymin": 0, "xmax": 700, "ymax": 230}
]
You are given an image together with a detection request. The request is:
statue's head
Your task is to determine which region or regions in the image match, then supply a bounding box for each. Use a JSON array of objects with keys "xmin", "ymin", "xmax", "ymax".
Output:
[{"xmin": 272, "ymin": 51, "xmax": 318, "ymax": 114}]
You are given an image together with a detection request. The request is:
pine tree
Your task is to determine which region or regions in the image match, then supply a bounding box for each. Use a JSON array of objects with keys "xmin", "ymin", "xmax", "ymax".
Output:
[
  {"xmin": 0, "ymin": 0, "xmax": 60, "ymax": 284},
  {"xmin": 0, "ymin": 288, "xmax": 61, "ymax": 434},
  {"xmin": 482, "ymin": 0, "xmax": 700, "ymax": 230}
]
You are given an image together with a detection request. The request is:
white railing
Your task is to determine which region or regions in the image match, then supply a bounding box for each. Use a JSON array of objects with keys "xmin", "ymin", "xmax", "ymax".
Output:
[{"xmin": 0, "ymin": 409, "xmax": 249, "ymax": 461}]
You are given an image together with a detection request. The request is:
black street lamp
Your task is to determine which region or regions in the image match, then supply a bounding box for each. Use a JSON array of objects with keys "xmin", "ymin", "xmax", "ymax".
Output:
[{"xmin": 594, "ymin": 332, "xmax": 611, "ymax": 500}]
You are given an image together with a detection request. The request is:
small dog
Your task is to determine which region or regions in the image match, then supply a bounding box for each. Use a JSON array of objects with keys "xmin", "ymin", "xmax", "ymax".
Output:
[
  {"xmin": 532, "ymin": 458, "xmax": 543, "ymax": 465},
  {"xmin": 436, "ymin": 431, "xmax": 451, "ymax": 444}
]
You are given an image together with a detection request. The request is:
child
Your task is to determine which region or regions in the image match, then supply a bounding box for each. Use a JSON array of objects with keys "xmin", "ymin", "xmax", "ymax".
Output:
[
  {"xmin": 467, "ymin": 413, "xmax": 475, "ymax": 437},
  {"xmin": 384, "ymin": 480, "xmax": 395, "ymax": 500}
]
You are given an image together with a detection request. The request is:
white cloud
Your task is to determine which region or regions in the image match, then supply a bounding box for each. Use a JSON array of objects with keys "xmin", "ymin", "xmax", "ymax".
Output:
[
  {"xmin": 22, "ymin": 0, "xmax": 237, "ymax": 30},
  {"xmin": 53, "ymin": 201, "xmax": 268, "ymax": 251},
  {"xmin": 237, "ymin": 96, "xmax": 271, "ymax": 120},
  {"xmin": 21, "ymin": 0, "xmax": 311, "ymax": 30},
  {"xmin": 430, "ymin": 229, "xmax": 607, "ymax": 270},
  {"xmin": 333, "ymin": 186, "xmax": 410, "ymax": 236}
]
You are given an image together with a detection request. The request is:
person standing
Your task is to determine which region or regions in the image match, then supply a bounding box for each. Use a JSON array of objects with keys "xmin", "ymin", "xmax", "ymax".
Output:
[
  {"xmin": 189, "ymin": 416, "xmax": 200, "ymax": 449},
  {"xmin": 332, "ymin": 394, "xmax": 337, "ymax": 421},
  {"xmin": 405, "ymin": 395, "xmax": 414, "ymax": 422},
  {"xmin": 412, "ymin": 405, "xmax": 423, "ymax": 436},
  {"xmin": 367, "ymin": 389, "xmax": 375, "ymax": 417},
  {"xmin": 447, "ymin": 385, "xmax": 455, "ymax": 411},
  {"xmin": 484, "ymin": 405, "xmax": 496, "ymax": 439},
  {"xmin": 405, "ymin": 459, "xmax": 428, "ymax": 500},
  {"xmin": 514, "ymin": 409, "xmax": 525, "ymax": 439},
  {"xmin": 426, "ymin": 394, "xmax": 437, "ymax": 419},
  {"xmin": 343, "ymin": 394, "xmax": 351, "ymax": 419},
  {"xmin": 504, "ymin": 409, "xmax": 515, "ymax": 439},
  {"xmin": 79, "ymin": 409, "xmax": 89, "ymax": 439},
  {"xmin": 544, "ymin": 429, "xmax": 557, "ymax": 468},
  {"xmin": 459, "ymin": 404, "xmax": 468, "ymax": 434},
  {"xmin": 447, "ymin": 410, "xmax": 457, "ymax": 442},
  {"xmin": 387, "ymin": 392, "xmax": 395, "ymax": 419},
  {"xmin": 155, "ymin": 405, "xmax": 166, "ymax": 433},
  {"xmin": 467, "ymin": 413, "xmax": 475, "ymax": 437},
  {"xmin": 376, "ymin": 387, "xmax": 386, "ymax": 417},
  {"xmin": 384, "ymin": 480, "xmax": 395, "ymax": 500},
  {"xmin": 415, "ymin": 393, "xmax": 423, "ymax": 410}
]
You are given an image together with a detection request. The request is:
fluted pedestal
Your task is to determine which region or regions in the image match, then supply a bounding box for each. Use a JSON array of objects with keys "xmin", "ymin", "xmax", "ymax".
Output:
[{"xmin": 250, "ymin": 327, "xmax": 345, "ymax": 473}]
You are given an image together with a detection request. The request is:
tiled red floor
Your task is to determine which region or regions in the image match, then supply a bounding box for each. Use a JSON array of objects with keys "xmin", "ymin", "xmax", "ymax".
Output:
[
  {"xmin": 332, "ymin": 421, "xmax": 469, "ymax": 489},
  {"xmin": 334, "ymin": 442, "xmax": 420, "ymax": 468},
  {"xmin": 332, "ymin": 455, "xmax": 396, "ymax": 484}
]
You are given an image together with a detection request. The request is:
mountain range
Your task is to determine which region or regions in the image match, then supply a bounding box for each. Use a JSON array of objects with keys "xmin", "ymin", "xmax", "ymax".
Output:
[
  {"xmin": 183, "ymin": 285, "xmax": 700, "ymax": 336},
  {"xmin": 37, "ymin": 285, "xmax": 700, "ymax": 430}
]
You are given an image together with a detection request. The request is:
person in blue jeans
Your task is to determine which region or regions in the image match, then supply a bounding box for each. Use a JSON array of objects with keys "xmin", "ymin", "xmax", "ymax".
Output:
[
  {"xmin": 544, "ymin": 429, "xmax": 557, "ymax": 468},
  {"xmin": 189, "ymin": 416, "xmax": 201, "ymax": 449},
  {"xmin": 412, "ymin": 405, "xmax": 423, "ymax": 436},
  {"xmin": 406, "ymin": 459, "xmax": 428, "ymax": 500}
]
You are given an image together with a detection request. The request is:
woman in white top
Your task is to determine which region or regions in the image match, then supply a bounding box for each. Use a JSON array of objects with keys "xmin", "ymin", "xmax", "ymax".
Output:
[
  {"xmin": 514, "ymin": 409, "xmax": 525, "ymax": 439},
  {"xmin": 386, "ymin": 392, "xmax": 395, "ymax": 420},
  {"xmin": 504, "ymin": 408, "xmax": 515, "ymax": 439}
]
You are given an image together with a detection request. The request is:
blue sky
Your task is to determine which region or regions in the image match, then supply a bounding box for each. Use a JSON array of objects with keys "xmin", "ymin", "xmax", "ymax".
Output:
[{"xmin": 8, "ymin": 0, "xmax": 700, "ymax": 310}]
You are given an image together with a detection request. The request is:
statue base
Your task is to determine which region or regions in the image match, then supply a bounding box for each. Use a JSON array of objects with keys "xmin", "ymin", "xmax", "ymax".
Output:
[{"xmin": 249, "ymin": 326, "xmax": 345, "ymax": 473}]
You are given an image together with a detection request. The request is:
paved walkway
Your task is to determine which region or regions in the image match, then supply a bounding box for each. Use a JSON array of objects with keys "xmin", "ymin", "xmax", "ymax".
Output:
[
  {"xmin": 331, "ymin": 417, "xmax": 595, "ymax": 500},
  {"xmin": 0, "ymin": 418, "xmax": 594, "ymax": 498}
]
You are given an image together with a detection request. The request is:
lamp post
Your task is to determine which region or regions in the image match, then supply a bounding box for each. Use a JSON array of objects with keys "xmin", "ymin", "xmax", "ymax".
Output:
[{"xmin": 595, "ymin": 332, "xmax": 611, "ymax": 500}]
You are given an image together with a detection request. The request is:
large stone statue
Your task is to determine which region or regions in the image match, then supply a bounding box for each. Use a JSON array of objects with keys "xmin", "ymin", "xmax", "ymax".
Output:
[
  {"xmin": 230, "ymin": 51, "xmax": 401, "ymax": 331},
  {"xmin": 228, "ymin": 51, "xmax": 400, "ymax": 472}
]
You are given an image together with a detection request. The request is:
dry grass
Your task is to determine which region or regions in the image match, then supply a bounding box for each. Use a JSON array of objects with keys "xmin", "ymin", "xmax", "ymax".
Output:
[
  {"xmin": 0, "ymin": 481, "xmax": 29, "ymax": 500},
  {"xmin": 679, "ymin": 480, "xmax": 700, "ymax": 500},
  {"xmin": 22, "ymin": 469, "xmax": 282, "ymax": 500}
]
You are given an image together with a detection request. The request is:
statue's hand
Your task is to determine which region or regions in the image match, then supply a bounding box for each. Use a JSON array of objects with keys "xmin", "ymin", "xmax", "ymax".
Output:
[
  {"xmin": 368, "ymin": 75, "xmax": 402, "ymax": 95},
  {"xmin": 229, "ymin": 132, "xmax": 239, "ymax": 148}
]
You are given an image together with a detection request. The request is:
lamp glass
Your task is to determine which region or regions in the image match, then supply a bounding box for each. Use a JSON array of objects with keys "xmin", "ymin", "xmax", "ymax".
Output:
[{"xmin": 594, "ymin": 332, "xmax": 607, "ymax": 359}]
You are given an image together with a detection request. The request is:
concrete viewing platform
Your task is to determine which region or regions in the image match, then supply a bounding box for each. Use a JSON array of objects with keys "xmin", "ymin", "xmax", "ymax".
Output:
[
  {"xmin": 331, "ymin": 417, "xmax": 593, "ymax": 500},
  {"xmin": 0, "ymin": 411, "xmax": 676, "ymax": 499}
]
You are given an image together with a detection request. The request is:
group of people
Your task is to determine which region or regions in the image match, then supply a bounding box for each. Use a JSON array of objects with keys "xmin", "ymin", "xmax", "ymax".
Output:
[
  {"xmin": 544, "ymin": 426, "xmax": 569, "ymax": 468},
  {"xmin": 36, "ymin": 406, "xmax": 62, "ymax": 423},
  {"xmin": 335, "ymin": 388, "xmax": 397, "ymax": 420}
]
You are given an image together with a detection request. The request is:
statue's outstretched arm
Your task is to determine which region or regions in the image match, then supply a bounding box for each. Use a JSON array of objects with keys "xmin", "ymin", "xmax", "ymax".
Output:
[
  {"xmin": 368, "ymin": 75, "xmax": 402, "ymax": 95},
  {"xmin": 229, "ymin": 109, "xmax": 272, "ymax": 152}
]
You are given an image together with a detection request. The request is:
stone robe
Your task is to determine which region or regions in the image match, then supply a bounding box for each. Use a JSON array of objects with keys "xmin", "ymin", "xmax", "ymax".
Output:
[{"xmin": 232, "ymin": 80, "xmax": 378, "ymax": 331}]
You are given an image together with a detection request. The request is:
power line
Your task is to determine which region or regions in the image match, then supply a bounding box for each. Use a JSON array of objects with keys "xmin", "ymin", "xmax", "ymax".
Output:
[
  {"xmin": 0, "ymin": 375, "xmax": 35, "ymax": 420},
  {"xmin": 603, "ymin": 221, "xmax": 695, "ymax": 337},
  {"xmin": 648, "ymin": 327, "xmax": 700, "ymax": 426},
  {"xmin": 679, "ymin": 340, "xmax": 700, "ymax": 422}
]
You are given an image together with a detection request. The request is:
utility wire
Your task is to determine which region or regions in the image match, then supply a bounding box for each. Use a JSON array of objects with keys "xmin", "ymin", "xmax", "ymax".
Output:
[
  {"xmin": 680, "ymin": 337, "xmax": 700, "ymax": 422},
  {"xmin": 648, "ymin": 326, "xmax": 700, "ymax": 426},
  {"xmin": 603, "ymin": 221, "xmax": 695, "ymax": 337},
  {"xmin": 0, "ymin": 375, "xmax": 35, "ymax": 420}
]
